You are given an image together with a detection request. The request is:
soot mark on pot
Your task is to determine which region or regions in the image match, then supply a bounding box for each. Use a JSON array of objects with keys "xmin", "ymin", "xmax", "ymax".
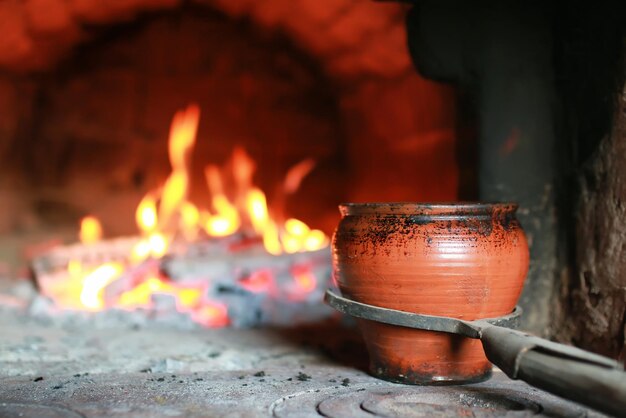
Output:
[
  {"xmin": 362, "ymin": 215, "xmax": 432, "ymax": 245},
  {"xmin": 457, "ymin": 217, "xmax": 494, "ymax": 237},
  {"xmin": 404, "ymin": 215, "xmax": 434, "ymax": 226},
  {"xmin": 501, "ymin": 211, "xmax": 519, "ymax": 231},
  {"xmin": 348, "ymin": 208, "xmax": 519, "ymax": 248}
]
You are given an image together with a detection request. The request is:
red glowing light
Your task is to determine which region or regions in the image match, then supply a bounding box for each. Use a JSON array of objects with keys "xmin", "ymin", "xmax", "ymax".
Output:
[
  {"xmin": 239, "ymin": 270, "xmax": 274, "ymax": 294},
  {"xmin": 290, "ymin": 266, "xmax": 318, "ymax": 300},
  {"xmin": 191, "ymin": 302, "xmax": 230, "ymax": 328}
]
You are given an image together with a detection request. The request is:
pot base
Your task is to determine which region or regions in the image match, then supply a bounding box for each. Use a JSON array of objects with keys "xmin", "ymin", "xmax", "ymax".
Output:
[
  {"xmin": 361, "ymin": 323, "xmax": 495, "ymax": 386},
  {"xmin": 370, "ymin": 362, "xmax": 493, "ymax": 386}
]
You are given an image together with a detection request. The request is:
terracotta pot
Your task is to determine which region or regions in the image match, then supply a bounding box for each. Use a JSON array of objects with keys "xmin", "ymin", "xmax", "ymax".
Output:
[{"xmin": 332, "ymin": 203, "xmax": 529, "ymax": 384}]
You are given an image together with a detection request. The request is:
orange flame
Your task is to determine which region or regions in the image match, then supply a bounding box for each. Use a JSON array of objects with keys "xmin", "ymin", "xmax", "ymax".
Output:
[
  {"xmin": 203, "ymin": 165, "xmax": 241, "ymax": 236},
  {"xmin": 79, "ymin": 216, "xmax": 103, "ymax": 244},
  {"xmin": 159, "ymin": 104, "xmax": 200, "ymax": 230},
  {"xmin": 116, "ymin": 276, "xmax": 202, "ymax": 310},
  {"xmin": 136, "ymin": 193, "xmax": 158, "ymax": 234},
  {"xmin": 284, "ymin": 159, "xmax": 315, "ymax": 194},
  {"xmin": 180, "ymin": 202, "xmax": 200, "ymax": 241},
  {"xmin": 168, "ymin": 104, "xmax": 200, "ymax": 171},
  {"xmin": 79, "ymin": 262, "xmax": 124, "ymax": 310},
  {"xmin": 232, "ymin": 146, "xmax": 255, "ymax": 196}
]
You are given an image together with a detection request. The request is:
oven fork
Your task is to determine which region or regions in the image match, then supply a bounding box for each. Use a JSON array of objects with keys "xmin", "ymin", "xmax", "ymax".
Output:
[{"xmin": 325, "ymin": 289, "xmax": 626, "ymax": 417}]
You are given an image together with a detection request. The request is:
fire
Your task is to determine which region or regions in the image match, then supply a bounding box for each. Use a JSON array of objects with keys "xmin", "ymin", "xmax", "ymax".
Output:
[
  {"xmin": 203, "ymin": 165, "xmax": 241, "ymax": 237},
  {"xmin": 116, "ymin": 276, "xmax": 202, "ymax": 310},
  {"xmin": 159, "ymin": 104, "xmax": 199, "ymax": 230},
  {"xmin": 79, "ymin": 216, "xmax": 103, "ymax": 244},
  {"xmin": 136, "ymin": 194, "xmax": 158, "ymax": 234},
  {"xmin": 79, "ymin": 262, "xmax": 124, "ymax": 310},
  {"xmin": 284, "ymin": 159, "xmax": 316, "ymax": 194},
  {"xmin": 49, "ymin": 103, "xmax": 328, "ymax": 325}
]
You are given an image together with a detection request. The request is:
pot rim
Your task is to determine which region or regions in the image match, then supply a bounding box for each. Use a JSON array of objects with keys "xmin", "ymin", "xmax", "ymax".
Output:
[{"xmin": 338, "ymin": 202, "xmax": 518, "ymax": 216}]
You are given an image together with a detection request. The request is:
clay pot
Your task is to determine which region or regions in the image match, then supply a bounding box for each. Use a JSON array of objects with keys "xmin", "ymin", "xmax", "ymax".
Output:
[{"xmin": 332, "ymin": 203, "xmax": 529, "ymax": 384}]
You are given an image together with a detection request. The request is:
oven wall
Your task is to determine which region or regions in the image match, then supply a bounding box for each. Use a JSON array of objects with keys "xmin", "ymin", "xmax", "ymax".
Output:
[
  {"xmin": 552, "ymin": 0, "xmax": 626, "ymax": 359},
  {"xmin": 0, "ymin": 2, "xmax": 459, "ymax": 275}
]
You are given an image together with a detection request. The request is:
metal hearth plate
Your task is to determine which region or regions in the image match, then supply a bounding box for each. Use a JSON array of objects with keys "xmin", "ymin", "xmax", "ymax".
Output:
[
  {"xmin": 270, "ymin": 375, "xmax": 594, "ymax": 417},
  {"xmin": 0, "ymin": 370, "xmax": 601, "ymax": 418},
  {"xmin": 321, "ymin": 387, "xmax": 540, "ymax": 417}
]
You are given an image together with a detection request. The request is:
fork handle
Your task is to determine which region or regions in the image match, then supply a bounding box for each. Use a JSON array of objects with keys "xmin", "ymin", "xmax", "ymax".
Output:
[{"xmin": 480, "ymin": 325, "xmax": 626, "ymax": 417}]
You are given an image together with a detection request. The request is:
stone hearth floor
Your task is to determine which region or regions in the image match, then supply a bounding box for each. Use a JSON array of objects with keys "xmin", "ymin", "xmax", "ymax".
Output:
[{"xmin": 0, "ymin": 308, "xmax": 607, "ymax": 417}]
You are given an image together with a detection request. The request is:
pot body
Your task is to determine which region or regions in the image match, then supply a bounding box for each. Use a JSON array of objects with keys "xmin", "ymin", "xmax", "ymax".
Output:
[{"xmin": 332, "ymin": 203, "xmax": 529, "ymax": 384}]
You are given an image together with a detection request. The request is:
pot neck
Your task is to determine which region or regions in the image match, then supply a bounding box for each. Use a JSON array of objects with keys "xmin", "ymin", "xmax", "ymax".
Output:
[{"xmin": 339, "ymin": 202, "xmax": 518, "ymax": 218}]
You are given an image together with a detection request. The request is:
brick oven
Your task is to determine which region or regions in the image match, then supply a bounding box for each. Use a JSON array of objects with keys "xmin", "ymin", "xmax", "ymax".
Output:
[{"xmin": 0, "ymin": 0, "xmax": 624, "ymax": 416}]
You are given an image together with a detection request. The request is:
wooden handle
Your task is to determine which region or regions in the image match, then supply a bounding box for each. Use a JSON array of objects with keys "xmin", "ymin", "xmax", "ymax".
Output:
[
  {"xmin": 479, "ymin": 325, "xmax": 626, "ymax": 417},
  {"xmin": 517, "ymin": 349, "xmax": 626, "ymax": 417}
]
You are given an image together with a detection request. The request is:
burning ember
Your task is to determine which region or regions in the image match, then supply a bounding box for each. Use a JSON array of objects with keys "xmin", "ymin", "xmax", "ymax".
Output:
[{"xmin": 31, "ymin": 104, "xmax": 332, "ymax": 328}]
